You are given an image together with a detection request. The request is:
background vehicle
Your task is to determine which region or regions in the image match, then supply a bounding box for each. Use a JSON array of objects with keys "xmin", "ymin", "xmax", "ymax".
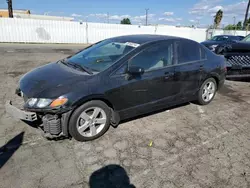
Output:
[
  {"xmin": 5, "ymin": 35, "xmax": 226, "ymax": 142},
  {"xmin": 220, "ymin": 34, "xmax": 250, "ymax": 79},
  {"xmin": 201, "ymin": 35, "xmax": 244, "ymax": 54}
]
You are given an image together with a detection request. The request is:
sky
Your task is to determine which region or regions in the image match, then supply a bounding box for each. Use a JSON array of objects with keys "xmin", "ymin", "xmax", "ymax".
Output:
[{"xmin": 0, "ymin": 0, "xmax": 249, "ymax": 27}]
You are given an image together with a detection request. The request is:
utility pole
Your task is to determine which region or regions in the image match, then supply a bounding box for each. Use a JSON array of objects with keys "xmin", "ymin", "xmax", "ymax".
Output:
[
  {"xmin": 145, "ymin": 8, "xmax": 149, "ymax": 26},
  {"xmin": 6, "ymin": 0, "xmax": 13, "ymax": 18},
  {"xmin": 233, "ymin": 16, "xmax": 236, "ymax": 35}
]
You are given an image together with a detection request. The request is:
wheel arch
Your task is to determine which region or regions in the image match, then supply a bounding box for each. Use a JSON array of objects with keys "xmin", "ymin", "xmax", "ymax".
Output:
[
  {"xmin": 63, "ymin": 95, "xmax": 120, "ymax": 137},
  {"xmin": 202, "ymin": 73, "xmax": 220, "ymax": 90}
]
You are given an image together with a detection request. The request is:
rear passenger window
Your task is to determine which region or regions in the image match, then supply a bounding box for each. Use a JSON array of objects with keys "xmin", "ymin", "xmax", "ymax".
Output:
[{"xmin": 176, "ymin": 40, "xmax": 200, "ymax": 64}]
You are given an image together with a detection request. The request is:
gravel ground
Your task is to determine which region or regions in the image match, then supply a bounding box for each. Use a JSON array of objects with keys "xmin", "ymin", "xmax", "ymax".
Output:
[{"xmin": 0, "ymin": 43, "xmax": 250, "ymax": 188}]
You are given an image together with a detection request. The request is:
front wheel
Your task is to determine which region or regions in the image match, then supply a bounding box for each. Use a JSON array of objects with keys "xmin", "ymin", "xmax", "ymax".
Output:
[
  {"xmin": 197, "ymin": 78, "xmax": 217, "ymax": 105},
  {"xmin": 69, "ymin": 100, "xmax": 111, "ymax": 142}
]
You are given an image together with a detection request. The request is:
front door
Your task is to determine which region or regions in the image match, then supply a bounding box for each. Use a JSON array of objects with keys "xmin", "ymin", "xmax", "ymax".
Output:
[{"xmin": 107, "ymin": 41, "xmax": 176, "ymax": 119}]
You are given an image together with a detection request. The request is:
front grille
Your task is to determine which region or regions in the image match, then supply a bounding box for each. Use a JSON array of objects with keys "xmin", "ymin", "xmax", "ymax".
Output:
[{"xmin": 226, "ymin": 55, "xmax": 250, "ymax": 66}]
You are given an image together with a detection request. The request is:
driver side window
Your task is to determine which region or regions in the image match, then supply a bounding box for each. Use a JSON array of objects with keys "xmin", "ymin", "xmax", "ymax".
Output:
[{"xmin": 128, "ymin": 42, "xmax": 174, "ymax": 72}]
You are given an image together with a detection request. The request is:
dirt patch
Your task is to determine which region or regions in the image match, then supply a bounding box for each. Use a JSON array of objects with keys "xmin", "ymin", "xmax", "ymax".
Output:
[
  {"xmin": 53, "ymin": 49, "xmax": 76, "ymax": 54},
  {"xmin": 218, "ymin": 84, "xmax": 245, "ymax": 103},
  {"xmin": 5, "ymin": 71, "xmax": 25, "ymax": 78}
]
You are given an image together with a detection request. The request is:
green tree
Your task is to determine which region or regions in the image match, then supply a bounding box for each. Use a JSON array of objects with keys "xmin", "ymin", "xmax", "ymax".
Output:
[
  {"xmin": 236, "ymin": 21, "xmax": 242, "ymax": 30},
  {"xmin": 246, "ymin": 18, "xmax": 250, "ymax": 30},
  {"xmin": 120, "ymin": 18, "xmax": 131, "ymax": 25},
  {"xmin": 214, "ymin": 9, "xmax": 223, "ymax": 29},
  {"xmin": 243, "ymin": 0, "xmax": 250, "ymax": 29},
  {"xmin": 224, "ymin": 24, "xmax": 236, "ymax": 30}
]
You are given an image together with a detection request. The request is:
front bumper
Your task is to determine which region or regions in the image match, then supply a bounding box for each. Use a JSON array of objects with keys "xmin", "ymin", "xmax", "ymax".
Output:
[
  {"xmin": 5, "ymin": 100, "xmax": 70, "ymax": 138},
  {"xmin": 5, "ymin": 100, "xmax": 37, "ymax": 121}
]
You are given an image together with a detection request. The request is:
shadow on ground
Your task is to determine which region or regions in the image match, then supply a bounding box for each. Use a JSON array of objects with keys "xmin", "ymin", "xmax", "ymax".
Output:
[
  {"xmin": 227, "ymin": 77, "xmax": 250, "ymax": 83},
  {"xmin": 89, "ymin": 164, "xmax": 135, "ymax": 188},
  {"xmin": 0, "ymin": 132, "xmax": 24, "ymax": 169},
  {"xmin": 117, "ymin": 102, "xmax": 189, "ymax": 127}
]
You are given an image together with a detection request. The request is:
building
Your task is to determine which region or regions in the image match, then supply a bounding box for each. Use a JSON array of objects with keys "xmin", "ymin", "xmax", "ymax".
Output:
[
  {"xmin": 0, "ymin": 9, "xmax": 30, "ymax": 17},
  {"xmin": 0, "ymin": 9, "xmax": 73, "ymax": 21}
]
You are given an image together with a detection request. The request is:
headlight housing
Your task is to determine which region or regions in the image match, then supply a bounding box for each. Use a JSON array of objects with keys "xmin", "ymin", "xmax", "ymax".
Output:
[
  {"xmin": 26, "ymin": 97, "xmax": 68, "ymax": 108},
  {"xmin": 37, "ymin": 98, "xmax": 53, "ymax": 108}
]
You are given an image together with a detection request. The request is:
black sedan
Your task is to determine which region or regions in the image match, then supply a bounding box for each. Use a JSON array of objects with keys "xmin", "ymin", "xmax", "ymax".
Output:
[
  {"xmin": 201, "ymin": 35, "xmax": 244, "ymax": 54},
  {"xmin": 5, "ymin": 35, "xmax": 226, "ymax": 141}
]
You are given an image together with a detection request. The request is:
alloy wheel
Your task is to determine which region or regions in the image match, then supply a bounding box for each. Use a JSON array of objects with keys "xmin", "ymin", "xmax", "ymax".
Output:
[
  {"xmin": 202, "ymin": 81, "xmax": 216, "ymax": 102},
  {"xmin": 76, "ymin": 107, "xmax": 107, "ymax": 137}
]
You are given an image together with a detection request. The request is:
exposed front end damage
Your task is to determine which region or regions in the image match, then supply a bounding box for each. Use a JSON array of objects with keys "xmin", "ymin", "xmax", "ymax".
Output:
[{"xmin": 5, "ymin": 90, "xmax": 71, "ymax": 139}]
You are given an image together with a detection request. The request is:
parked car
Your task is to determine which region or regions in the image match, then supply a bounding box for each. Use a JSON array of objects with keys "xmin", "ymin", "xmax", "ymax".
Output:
[
  {"xmin": 201, "ymin": 35, "xmax": 244, "ymax": 54},
  {"xmin": 220, "ymin": 34, "xmax": 250, "ymax": 78},
  {"xmin": 5, "ymin": 35, "xmax": 226, "ymax": 141}
]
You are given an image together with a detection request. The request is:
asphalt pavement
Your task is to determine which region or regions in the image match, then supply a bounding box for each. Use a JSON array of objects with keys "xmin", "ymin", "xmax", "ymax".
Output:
[{"xmin": 0, "ymin": 43, "xmax": 250, "ymax": 188}]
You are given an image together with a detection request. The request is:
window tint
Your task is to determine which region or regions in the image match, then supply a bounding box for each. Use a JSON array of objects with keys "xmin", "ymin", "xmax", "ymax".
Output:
[
  {"xmin": 211, "ymin": 36, "xmax": 229, "ymax": 41},
  {"xmin": 129, "ymin": 42, "xmax": 173, "ymax": 71},
  {"xmin": 242, "ymin": 34, "xmax": 250, "ymax": 42},
  {"xmin": 177, "ymin": 40, "xmax": 200, "ymax": 64}
]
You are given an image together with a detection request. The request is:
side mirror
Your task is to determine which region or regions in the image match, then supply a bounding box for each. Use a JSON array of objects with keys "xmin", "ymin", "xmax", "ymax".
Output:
[{"xmin": 127, "ymin": 66, "xmax": 144, "ymax": 75}]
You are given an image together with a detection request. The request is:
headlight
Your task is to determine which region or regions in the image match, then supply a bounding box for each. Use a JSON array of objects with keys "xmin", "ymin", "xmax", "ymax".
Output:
[
  {"xmin": 37, "ymin": 98, "xmax": 53, "ymax": 108},
  {"xmin": 26, "ymin": 97, "xmax": 68, "ymax": 108},
  {"xmin": 27, "ymin": 98, "xmax": 38, "ymax": 107}
]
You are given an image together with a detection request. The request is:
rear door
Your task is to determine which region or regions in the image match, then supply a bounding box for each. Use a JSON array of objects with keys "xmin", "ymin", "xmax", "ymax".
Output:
[{"xmin": 174, "ymin": 39, "xmax": 206, "ymax": 100}]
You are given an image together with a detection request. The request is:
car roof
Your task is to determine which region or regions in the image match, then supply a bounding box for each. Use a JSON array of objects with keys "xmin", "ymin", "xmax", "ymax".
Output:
[
  {"xmin": 109, "ymin": 34, "xmax": 180, "ymax": 45},
  {"xmin": 214, "ymin": 35, "xmax": 232, "ymax": 37},
  {"xmin": 214, "ymin": 35, "xmax": 243, "ymax": 38}
]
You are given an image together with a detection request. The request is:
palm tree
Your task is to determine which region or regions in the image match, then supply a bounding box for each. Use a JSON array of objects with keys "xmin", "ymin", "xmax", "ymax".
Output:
[
  {"xmin": 214, "ymin": 9, "xmax": 223, "ymax": 29},
  {"xmin": 6, "ymin": 0, "xmax": 13, "ymax": 18},
  {"xmin": 243, "ymin": 0, "xmax": 250, "ymax": 29}
]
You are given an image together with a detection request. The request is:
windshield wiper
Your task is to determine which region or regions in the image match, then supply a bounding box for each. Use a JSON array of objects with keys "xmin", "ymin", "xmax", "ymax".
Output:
[{"xmin": 59, "ymin": 60, "xmax": 93, "ymax": 75}]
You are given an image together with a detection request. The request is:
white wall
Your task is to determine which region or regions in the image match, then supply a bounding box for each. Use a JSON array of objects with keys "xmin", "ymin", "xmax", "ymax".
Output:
[
  {"xmin": 0, "ymin": 18, "xmax": 211, "ymax": 44},
  {"xmin": 206, "ymin": 29, "xmax": 250, "ymax": 39}
]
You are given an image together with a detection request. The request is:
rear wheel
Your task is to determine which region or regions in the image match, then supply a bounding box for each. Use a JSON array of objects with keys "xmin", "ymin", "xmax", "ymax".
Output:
[
  {"xmin": 197, "ymin": 78, "xmax": 217, "ymax": 105},
  {"xmin": 69, "ymin": 100, "xmax": 111, "ymax": 141}
]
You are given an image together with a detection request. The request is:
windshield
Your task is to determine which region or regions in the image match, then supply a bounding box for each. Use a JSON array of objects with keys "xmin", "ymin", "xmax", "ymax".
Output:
[
  {"xmin": 242, "ymin": 34, "xmax": 250, "ymax": 42},
  {"xmin": 210, "ymin": 36, "xmax": 229, "ymax": 41},
  {"xmin": 66, "ymin": 39, "xmax": 137, "ymax": 72}
]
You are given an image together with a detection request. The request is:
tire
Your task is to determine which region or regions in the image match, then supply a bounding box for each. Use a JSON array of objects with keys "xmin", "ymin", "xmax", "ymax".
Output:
[
  {"xmin": 69, "ymin": 100, "xmax": 111, "ymax": 142},
  {"xmin": 197, "ymin": 78, "xmax": 217, "ymax": 105}
]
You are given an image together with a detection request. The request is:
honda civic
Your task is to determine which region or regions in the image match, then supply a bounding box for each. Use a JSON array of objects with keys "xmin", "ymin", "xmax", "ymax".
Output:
[{"xmin": 5, "ymin": 35, "xmax": 226, "ymax": 141}]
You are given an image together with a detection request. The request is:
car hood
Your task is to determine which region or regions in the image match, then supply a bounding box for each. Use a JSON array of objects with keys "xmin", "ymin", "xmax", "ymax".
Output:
[
  {"xmin": 224, "ymin": 41, "xmax": 250, "ymax": 52},
  {"xmin": 201, "ymin": 40, "xmax": 223, "ymax": 46},
  {"xmin": 19, "ymin": 62, "xmax": 91, "ymax": 98}
]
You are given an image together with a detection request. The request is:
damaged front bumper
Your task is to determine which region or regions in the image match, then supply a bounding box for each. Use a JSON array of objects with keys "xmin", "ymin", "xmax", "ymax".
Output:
[
  {"xmin": 5, "ymin": 100, "xmax": 71, "ymax": 138},
  {"xmin": 5, "ymin": 100, "xmax": 37, "ymax": 121}
]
